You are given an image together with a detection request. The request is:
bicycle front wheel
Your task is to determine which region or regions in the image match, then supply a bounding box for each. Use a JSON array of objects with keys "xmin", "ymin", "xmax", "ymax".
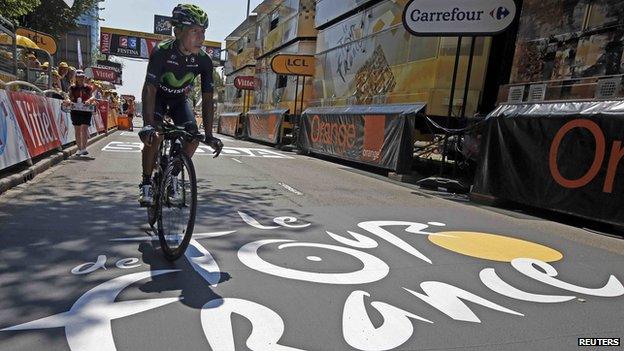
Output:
[{"xmin": 157, "ymin": 151, "xmax": 197, "ymax": 260}]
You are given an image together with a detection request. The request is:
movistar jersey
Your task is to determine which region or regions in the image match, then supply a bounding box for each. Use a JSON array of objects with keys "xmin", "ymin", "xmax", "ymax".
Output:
[{"xmin": 145, "ymin": 39, "xmax": 214, "ymax": 99}]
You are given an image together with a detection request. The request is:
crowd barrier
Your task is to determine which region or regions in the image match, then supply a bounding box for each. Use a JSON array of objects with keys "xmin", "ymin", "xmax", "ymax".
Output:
[
  {"xmin": 472, "ymin": 100, "xmax": 624, "ymax": 227},
  {"xmin": 299, "ymin": 103, "xmax": 426, "ymax": 173},
  {"xmin": 0, "ymin": 89, "xmax": 115, "ymax": 171}
]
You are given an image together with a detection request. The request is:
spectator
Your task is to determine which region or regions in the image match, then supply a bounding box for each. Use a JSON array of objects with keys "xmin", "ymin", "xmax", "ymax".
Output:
[
  {"xmin": 58, "ymin": 62, "xmax": 70, "ymax": 92},
  {"xmin": 26, "ymin": 52, "xmax": 41, "ymax": 69},
  {"xmin": 66, "ymin": 66, "xmax": 76, "ymax": 87},
  {"xmin": 35, "ymin": 61, "xmax": 50, "ymax": 88},
  {"xmin": 92, "ymin": 81, "xmax": 103, "ymax": 99},
  {"xmin": 65, "ymin": 69, "xmax": 95, "ymax": 156},
  {"xmin": 51, "ymin": 70, "xmax": 62, "ymax": 92}
]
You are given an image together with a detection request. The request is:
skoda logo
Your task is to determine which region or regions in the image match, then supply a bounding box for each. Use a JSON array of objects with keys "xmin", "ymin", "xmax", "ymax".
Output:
[{"xmin": 490, "ymin": 6, "xmax": 510, "ymax": 20}]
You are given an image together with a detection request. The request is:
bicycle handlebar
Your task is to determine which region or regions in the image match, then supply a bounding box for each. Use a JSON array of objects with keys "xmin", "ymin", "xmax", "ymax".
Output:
[{"xmin": 159, "ymin": 122, "xmax": 222, "ymax": 158}]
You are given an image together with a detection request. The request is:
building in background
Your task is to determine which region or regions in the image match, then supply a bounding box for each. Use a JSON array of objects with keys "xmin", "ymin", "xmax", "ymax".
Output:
[
  {"xmin": 252, "ymin": 0, "xmax": 317, "ymax": 113},
  {"xmin": 312, "ymin": 0, "xmax": 495, "ymax": 118},
  {"xmin": 224, "ymin": 14, "xmax": 257, "ymax": 113},
  {"xmin": 498, "ymin": 0, "xmax": 624, "ymax": 103},
  {"xmin": 56, "ymin": 0, "xmax": 103, "ymax": 68}
]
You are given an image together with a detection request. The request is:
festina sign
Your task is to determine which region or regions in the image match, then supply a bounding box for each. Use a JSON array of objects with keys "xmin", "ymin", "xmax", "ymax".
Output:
[{"xmin": 402, "ymin": 0, "xmax": 516, "ymax": 36}]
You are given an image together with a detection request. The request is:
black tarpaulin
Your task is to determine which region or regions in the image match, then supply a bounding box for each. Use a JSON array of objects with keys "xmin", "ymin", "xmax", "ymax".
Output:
[
  {"xmin": 299, "ymin": 103, "xmax": 426, "ymax": 172},
  {"xmin": 473, "ymin": 100, "xmax": 624, "ymax": 226}
]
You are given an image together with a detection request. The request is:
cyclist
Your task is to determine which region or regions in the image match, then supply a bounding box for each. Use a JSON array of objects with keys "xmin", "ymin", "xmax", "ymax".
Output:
[{"xmin": 138, "ymin": 4, "xmax": 223, "ymax": 206}]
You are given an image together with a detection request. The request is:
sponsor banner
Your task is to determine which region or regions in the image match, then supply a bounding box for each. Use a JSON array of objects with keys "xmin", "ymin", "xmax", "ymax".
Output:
[
  {"xmin": 234, "ymin": 76, "xmax": 255, "ymax": 90},
  {"xmin": 246, "ymin": 110, "xmax": 286, "ymax": 144},
  {"xmin": 402, "ymin": 0, "xmax": 516, "ymax": 36},
  {"xmin": 16, "ymin": 27, "xmax": 57, "ymax": 55},
  {"xmin": 8, "ymin": 91, "xmax": 61, "ymax": 158},
  {"xmin": 93, "ymin": 106, "xmax": 106, "ymax": 134},
  {"xmin": 48, "ymin": 98, "xmax": 75, "ymax": 146},
  {"xmin": 299, "ymin": 104, "xmax": 424, "ymax": 171},
  {"xmin": 154, "ymin": 15, "xmax": 173, "ymax": 36},
  {"xmin": 219, "ymin": 113, "xmax": 241, "ymax": 137},
  {"xmin": 96, "ymin": 100, "xmax": 109, "ymax": 129},
  {"xmin": 96, "ymin": 60, "xmax": 122, "ymax": 85},
  {"xmin": 100, "ymin": 27, "xmax": 221, "ymax": 62},
  {"xmin": 0, "ymin": 91, "xmax": 31, "ymax": 170},
  {"xmin": 473, "ymin": 101, "xmax": 624, "ymax": 226},
  {"xmin": 90, "ymin": 67, "xmax": 118, "ymax": 83},
  {"xmin": 270, "ymin": 54, "xmax": 315, "ymax": 76}
]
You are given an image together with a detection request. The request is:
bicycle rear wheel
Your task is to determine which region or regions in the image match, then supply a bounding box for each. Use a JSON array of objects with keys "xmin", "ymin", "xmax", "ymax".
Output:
[{"xmin": 157, "ymin": 151, "xmax": 197, "ymax": 260}]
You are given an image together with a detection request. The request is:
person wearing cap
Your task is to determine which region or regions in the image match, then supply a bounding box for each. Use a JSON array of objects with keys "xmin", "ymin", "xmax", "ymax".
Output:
[
  {"xmin": 35, "ymin": 61, "xmax": 50, "ymax": 88},
  {"xmin": 66, "ymin": 69, "xmax": 95, "ymax": 156},
  {"xmin": 51, "ymin": 70, "xmax": 63, "ymax": 92},
  {"xmin": 26, "ymin": 52, "xmax": 41, "ymax": 69},
  {"xmin": 66, "ymin": 66, "xmax": 76, "ymax": 87},
  {"xmin": 58, "ymin": 62, "xmax": 70, "ymax": 92}
]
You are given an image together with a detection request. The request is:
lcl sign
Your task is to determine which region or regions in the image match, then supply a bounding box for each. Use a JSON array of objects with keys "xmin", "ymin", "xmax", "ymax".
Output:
[
  {"xmin": 234, "ymin": 76, "xmax": 256, "ymax": 90},
  {"xmin": 270, "ymin": 54, "xmax": 315, "ymax": 76}
]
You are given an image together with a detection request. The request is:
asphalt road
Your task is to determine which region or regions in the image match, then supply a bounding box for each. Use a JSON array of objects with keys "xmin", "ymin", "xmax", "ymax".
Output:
[{"xmin": 0, "ymin": 130, "xmax": 623, "ymax": 351}]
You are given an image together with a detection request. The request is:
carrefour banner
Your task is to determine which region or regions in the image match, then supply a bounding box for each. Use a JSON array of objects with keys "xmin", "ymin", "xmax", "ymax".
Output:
[
  {"xmin": 0, "ymin": 91, "xmax": 30, "ymax": 170},
  {"xmin": 246, "ymin": 109, "xmax": 287, "ymax": 144},
  {"xmin": 7, "ymin": 91, "xmax": 61, "ymax": 158},
  {"xmin": 299, "ymin": 104, "xmax": 424, "ymax": 172},
  {"xmin": 473, "ymin": 101, "xmax": 624, "ymax": 226},
  {"xmin": 48, "ymin": 98, "xmax": 76, "ymax": 146}
]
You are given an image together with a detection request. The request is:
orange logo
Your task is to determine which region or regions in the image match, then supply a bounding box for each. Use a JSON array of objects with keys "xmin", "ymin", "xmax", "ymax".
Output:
[
  {"xmin": 549, "ymin": 119, "xmax": 624, "ymax": 193},
  {"xmin": 310, "ymin": 115, "xmax": 356, "ymax": 152}
]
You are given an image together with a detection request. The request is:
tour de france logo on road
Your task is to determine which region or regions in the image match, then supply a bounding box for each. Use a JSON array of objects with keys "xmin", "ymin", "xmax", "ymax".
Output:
[{"xmin": 2, "ymin": 212, "xmax": 622, "ymax": 351}]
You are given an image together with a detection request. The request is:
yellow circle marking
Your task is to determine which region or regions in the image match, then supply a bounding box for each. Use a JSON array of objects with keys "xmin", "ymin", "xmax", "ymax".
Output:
[{"xmin": 428, "ymin": 231, "xmax": 563, "ymax": 262}]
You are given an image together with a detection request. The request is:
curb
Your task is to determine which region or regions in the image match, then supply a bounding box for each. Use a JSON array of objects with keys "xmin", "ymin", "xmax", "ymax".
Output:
[{"xmin": 0, "ymin": 129, "xmax": 117, "ymax": 195}]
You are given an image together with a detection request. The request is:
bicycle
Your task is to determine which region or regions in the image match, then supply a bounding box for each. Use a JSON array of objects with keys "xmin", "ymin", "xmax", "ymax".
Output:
[{"xmin": 146, "ymin": 121, "xmax": 209, "ymax": 260}]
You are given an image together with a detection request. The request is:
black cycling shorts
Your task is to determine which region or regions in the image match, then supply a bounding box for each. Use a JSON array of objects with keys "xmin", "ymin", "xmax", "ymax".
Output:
[
  {"xmin": 70, "ymin": 111, "xmax": 92, "ymax": 126},
  {"xmin": 153, "ymin": 97, "xmax": 196, "ymax": 127}
]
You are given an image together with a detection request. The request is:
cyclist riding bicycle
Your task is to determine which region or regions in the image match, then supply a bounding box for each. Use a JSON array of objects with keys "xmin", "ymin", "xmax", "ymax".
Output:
[{"xmin": 139, "ymin": 4, "xmax": 223, "ymax": 206}]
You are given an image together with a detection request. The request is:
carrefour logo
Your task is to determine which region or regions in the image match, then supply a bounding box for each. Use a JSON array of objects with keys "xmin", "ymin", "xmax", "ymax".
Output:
[
  {"xmin": 403, "ymin": 0, "xmax": 516, "ymax": 36},
  {"xmin": 490, "ymin": 6, "xmax": 511, "ymax": 20}
]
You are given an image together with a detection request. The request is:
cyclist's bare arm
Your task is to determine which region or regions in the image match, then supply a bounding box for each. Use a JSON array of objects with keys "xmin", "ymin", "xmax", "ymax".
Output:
[
  {"xmin": 201, "ymin": 91, "xmax": 214, "ymax": 137},
  {"xmin": 142, "ymin": 83, "xmax": 158, "ymax": 129}
]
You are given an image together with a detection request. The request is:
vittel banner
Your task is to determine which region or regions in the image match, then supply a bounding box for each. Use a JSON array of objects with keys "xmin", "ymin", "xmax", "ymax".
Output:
[
  {"xmin": 402, "ymin": 0, "xmax": 516, "ymax": 36},
  {"xmin": 8, "ymin": 91, "xmax": 61, "ymax": 158}
]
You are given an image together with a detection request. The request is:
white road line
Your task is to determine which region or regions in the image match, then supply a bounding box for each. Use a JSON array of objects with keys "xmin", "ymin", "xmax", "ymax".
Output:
[
  {"xmin": 278, "ymin": 182, "xmax": 303, "ymax": 196},
  {"xmin": 232, "ymin": 158, "xmax": 243, "ymax": 164}
]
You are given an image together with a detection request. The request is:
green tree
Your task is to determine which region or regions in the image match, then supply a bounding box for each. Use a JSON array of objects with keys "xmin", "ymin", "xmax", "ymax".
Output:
[
  {"xmin": 0, "ymin": 0, "xmax": 40, "ymax": 25},
  {"xmin": 19, "ymin": 0, "xmax": 99, "ymax": 37}
]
